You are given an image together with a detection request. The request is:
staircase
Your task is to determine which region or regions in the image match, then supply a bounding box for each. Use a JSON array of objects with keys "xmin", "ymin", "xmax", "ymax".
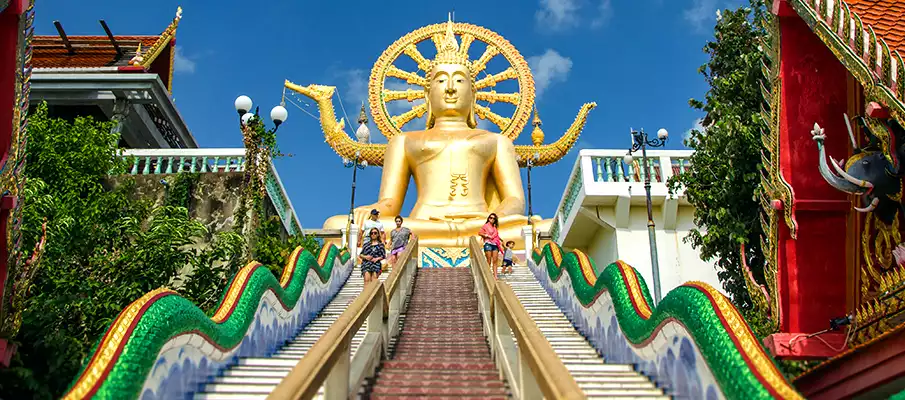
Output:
[
  {"xmin": 195, "ymin": 269, "xmax": 387, "ymax": 399},
  {"xmin": 502, "ymin": 268, "xmax": 669, "ymax": 399},
  {"xmin": 365, "ymin": 268, "xmax": 510, "ymax": 399}
]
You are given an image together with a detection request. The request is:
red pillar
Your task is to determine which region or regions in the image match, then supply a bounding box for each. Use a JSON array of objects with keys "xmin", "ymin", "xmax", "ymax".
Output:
[
  {"xmin": 0, "ymin": 0, "xmax": 28, "ymax": 367},
  {"xmin": 773, "ymin": 2, "xmax": 851, "ymax": 336}
]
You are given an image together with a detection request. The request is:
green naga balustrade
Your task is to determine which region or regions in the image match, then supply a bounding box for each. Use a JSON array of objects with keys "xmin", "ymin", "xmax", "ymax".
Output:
[
  {"xmin": 62, "ymin": 245, "xmax": 352, "ymax": 399},
  {"xmin": 531, "ymin": 243, "xmax": 803, "ymax": 400}
]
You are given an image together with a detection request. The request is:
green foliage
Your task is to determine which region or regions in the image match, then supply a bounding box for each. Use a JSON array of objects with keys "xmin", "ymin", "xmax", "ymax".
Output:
[
  {"xmin": 163, "ymin": 172, "xmax": 201, "ymax": 210},
  {"xmin": 668, "ymin": 0, "xmax": 769, "ymax": 314},
  {"xmin": 0, "ymin": 104, "xmax": 244, "ymax": 399},
  {"xmin": 669, "ymin": 0, "xmax": 815, "ymax": 380},
  {"xmin": 254, "ymin": 215, "xmax": 321, "ymax": 277},
  {"xmin": 177, "ymin": 231, "xmax": 245, "ymax": 314}
]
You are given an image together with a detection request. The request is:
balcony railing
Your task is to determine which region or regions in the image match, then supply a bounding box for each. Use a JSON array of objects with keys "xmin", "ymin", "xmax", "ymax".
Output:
[
  {"xmin": 118, "ymin": 148, "xmax": 302, "ymax": 236},
  {"xmin": 549, "ymin": 149, "xmax": 693, "ymax": 243}
]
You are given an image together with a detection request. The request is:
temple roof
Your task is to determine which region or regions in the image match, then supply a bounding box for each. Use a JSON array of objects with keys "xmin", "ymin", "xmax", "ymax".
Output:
[
  {"xmin": 33, "ymin": 35, "xmax": 161, "ymax": 69},
  {"xmin": 32, "ymin": 7, "xmax": 182, "ymax": 91},
  {"xmin": 846, "ymin": 0, "xmax": 905, "ymax": 55}
]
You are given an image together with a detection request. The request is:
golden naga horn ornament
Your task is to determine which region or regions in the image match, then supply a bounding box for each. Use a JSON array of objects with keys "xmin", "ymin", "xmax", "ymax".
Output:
[{"xmin": 284, "ymin": 20, "xmax": 595, "ymax": 167}]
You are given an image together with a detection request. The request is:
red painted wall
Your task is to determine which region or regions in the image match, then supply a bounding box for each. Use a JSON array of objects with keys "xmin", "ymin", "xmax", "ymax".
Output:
[
  {"xmin": 0, "ymin": 1, "xmax": 23, "ymax": 163},
  {"xmin": 776, "ymin": 12, "xmax": 852, "ymax": 333}
]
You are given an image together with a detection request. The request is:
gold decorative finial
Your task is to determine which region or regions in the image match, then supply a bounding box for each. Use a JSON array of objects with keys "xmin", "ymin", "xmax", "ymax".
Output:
[
  {"xmin": 176, "ymin": 6, "xmax": 183, "ymax": 19},
  {"xmin": 129, "ymin": 43, "xmax": 144, "ymax": 65},
  {"xmin": 531, "ymin": 106, "xmax": 545, "ymax": 146},
  {"xmin": 358, "ymin": 102, "xmax": 368, "ymax": 125},
  {"xmin": 432, "ymin": 14, "xmax": 472, "ymax": 73}
]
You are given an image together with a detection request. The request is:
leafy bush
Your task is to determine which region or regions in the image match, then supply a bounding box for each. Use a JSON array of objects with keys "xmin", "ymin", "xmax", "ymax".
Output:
[
  {"xmin": 254, "ymin": 215, "xmax": 321, "ymax": 277},
  {"xmin": 0, "ymin": 103, "xmax": 313, "ymax": 398}
]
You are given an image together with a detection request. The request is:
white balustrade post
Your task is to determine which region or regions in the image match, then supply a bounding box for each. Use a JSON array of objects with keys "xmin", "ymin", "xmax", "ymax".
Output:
[
  {"xmin": 518, "ymin": 352, "xmax": 543, "ymax": 400},
  {"xmin": 323, "ymin": 342, "xmax": 351, "ymax": 400},
  {"xmin": 368, "ymin": 289, "xmax": 389, "ymax": 354},
  {"xmin": 349, "ymin": 225, "xmax": 360, "ymax": 260},
  {"xmin": 659, "ymin": 155, "xmax": 674, "ymax": 183},
  {"xmin": 521, "ymin": 225, "xmax": 534, "ymax": 259}
]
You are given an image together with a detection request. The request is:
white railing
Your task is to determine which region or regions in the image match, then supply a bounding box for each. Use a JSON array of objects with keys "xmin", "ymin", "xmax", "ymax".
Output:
[
  {"xmin": 549, "ymin": 149, "xmax": 693, "ymax": 243},
  {"xmin": 118, "ymin": 148, "xmax": 302, "ymax": 236},
  {"xmin": 578, "ymin": 149, "xmax": 693, "ymax": 183}
]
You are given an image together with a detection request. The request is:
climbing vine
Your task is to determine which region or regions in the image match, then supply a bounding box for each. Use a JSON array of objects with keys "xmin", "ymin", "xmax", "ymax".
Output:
[{"xmin": 163, "ymin": 172, "xmax": 201, "ymax": 210}]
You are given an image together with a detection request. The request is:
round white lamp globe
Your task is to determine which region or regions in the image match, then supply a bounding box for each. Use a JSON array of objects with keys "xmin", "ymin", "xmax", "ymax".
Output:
[
  {"xmin": 235, "ymin": 95, "xmax": 253, "ymax": 115},
  {"xmin": 270, "ymin": 105, "xmax": 288, "ymax": 125}
]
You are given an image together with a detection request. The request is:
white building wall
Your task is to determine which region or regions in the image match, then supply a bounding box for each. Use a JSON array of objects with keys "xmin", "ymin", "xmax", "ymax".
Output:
[
  {"xmin": 606, "ymin": 207, "xmax": 722, "ymax": 296},
  {"xmin": 551, "ymin": 149, "xmax": 725, "ymax": 298}
]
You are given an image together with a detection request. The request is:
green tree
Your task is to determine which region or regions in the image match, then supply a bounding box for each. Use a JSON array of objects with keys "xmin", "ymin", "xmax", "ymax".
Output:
[
  {"xmin": 667, "ymin": 1, "xmax": 770, "ymax": 331},
  {"xmin": 253, "ymin": 215, "xmax": 322, "ymax": 277},
  {"xmin": 0, "ymin": 104, "xmax": 244, "ymax": 398},
  {"xmin": 669, "ymin": 1, "xmax": 824, "ymax": 378}
]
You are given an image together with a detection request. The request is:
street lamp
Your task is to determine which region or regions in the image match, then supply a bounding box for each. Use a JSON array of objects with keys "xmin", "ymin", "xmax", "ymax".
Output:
[
  {"xmin": 624, "ymin": 127, "xmax": 668, "ymax": 304},
  {"xmin": 343, "ymin": 152, "xmax": 368, "ymax": 226},
  {"xmin": 520, "ymin": 151, "xmax": 541, "ymax": 249},
  {"xmin": 235, "ymin": 95, "xmax": 287, "ymax": 132},
  {"xmin": 233, "ymin": 94, "xmax": 288, "ymax": 258},
  {"xmin": 520, "ymin": 152, "xmax": 540, "ymax": 219},
  {"xmin": 342, "ymin": 105, "xmax": 371, "ymax": 247}
]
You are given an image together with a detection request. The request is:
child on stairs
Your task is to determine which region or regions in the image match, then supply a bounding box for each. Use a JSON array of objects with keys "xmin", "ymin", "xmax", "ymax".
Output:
[{"xmin": 501, "ymin": 240, "xmax": 515, "ymax": 275}]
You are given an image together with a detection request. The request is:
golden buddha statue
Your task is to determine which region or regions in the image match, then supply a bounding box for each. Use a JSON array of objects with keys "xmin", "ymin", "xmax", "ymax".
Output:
[{"xmin": 285, "ymin": 18, "xmax": 595, "ymax": 249}]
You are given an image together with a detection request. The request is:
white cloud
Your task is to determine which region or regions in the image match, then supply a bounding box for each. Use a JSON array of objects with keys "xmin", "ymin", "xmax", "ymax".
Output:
[
  {"xmin": 685, "ymin": 118, "xmax": 706, "ymax": 141},
  {"xmin": 684, "ymin": 0, "xmax": 718, "ymax": 32},
  {"xmin": 590, "ymin": 0, "xmax": 613, "ymax": 28},
  {"xmin": 536, "ymin": 0, "xmax": 613, "ymax": 31},
  {"xmin": 536, "ymin": 0, "xmax": 581, "ymax": 31},
  {"xmin": 338, "ymin": 69, "xmax": 369, "ymax": 113},
  {"xmin": 528, "ymin": 49, "xmax": 573, "ymax": 99},
  {"xmin": 173, "ymin": 46, "xmax": 195, "ymax": 74}
]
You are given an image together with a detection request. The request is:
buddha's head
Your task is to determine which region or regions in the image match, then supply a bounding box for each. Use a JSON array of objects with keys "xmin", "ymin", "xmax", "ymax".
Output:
[{"xmin": 425, "ymin": 19, "xmax": 477, "ymax": 129}]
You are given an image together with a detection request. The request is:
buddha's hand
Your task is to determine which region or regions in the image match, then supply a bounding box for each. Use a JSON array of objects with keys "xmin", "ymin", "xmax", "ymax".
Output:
[
  {"xmin": 443, "ymin": 211, "xmax": 490, "ymax": 221},
  {"xmin": 353, "ymin": 206, "xmax": 377, "ymax": 227}
]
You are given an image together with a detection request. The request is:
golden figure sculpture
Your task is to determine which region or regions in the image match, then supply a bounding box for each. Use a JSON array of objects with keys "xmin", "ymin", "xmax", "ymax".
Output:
[{"xmin": 285, "ymin": 18, "xmax": 596, "ymax": 248}]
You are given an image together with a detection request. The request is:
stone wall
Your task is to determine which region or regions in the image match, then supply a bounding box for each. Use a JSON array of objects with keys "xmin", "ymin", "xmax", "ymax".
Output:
[
  {"xmin": 106, "ymin": 172, "xmax": 284, "ymax": 239},
  {"xmin": 106, "ymin": 172, "xmax": 285, "ymax": 285}
]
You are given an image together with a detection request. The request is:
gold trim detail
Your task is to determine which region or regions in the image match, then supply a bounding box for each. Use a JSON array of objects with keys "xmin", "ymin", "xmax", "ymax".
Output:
[
  {"xmin": 211, "ymin": 261, "xmax": 260, "ymax": 323},
  {"xmin": 689, "ymin": 282, "xmax": 804, "ymax": 400},
  {"xmin": 617, "ymin": 261, "xmax": 653, "ymax": 319},
  {"xmin": 138, "ymin": 6, "xmax": 182, "ymax": 73},
  {"xmin": 755, "ymin": 11, "xmax": 790, "ymax": 329}
]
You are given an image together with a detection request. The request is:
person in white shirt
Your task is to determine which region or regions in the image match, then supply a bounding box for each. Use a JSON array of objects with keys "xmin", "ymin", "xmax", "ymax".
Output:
[{"xmin": 358, "ymin": 209, "xmax": 386, "ymax": 248}]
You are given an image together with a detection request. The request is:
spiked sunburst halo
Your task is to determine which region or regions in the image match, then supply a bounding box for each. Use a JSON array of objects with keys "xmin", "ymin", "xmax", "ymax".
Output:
[{"xmin": 368, "ymin": 17, "xmax": 536, "ymax": 140}]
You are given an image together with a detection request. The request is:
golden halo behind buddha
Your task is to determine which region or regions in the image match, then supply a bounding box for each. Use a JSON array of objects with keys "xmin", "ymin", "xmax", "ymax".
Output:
[{"xmin": 368, "ymin": 19, "xmax": 535, "ymax": 140}]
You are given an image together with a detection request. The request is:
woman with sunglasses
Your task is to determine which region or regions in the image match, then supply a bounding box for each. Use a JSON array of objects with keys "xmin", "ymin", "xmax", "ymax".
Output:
[
  {"xmin": 359, "ymin": 228, "xmax": 386, "ymax": 285},
  {"xmin": 479, "ymin": 213, "xmax": 502, "ymax": 278}
]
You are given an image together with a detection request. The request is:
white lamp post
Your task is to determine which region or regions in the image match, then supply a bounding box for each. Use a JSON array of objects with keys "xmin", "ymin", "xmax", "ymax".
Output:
[{"xmin": 626, "ymin": 127, "xmax": 669, "ymax": 304}]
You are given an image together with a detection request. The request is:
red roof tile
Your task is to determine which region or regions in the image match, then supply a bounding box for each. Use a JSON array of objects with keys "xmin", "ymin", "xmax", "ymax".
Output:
[
  {"xmin": 32, "ymin": 35, "xmax": 161, "ymax": 69},
  {"xmin": 846, "ymin": 0, "xmax": 905, "ymax": 55}
]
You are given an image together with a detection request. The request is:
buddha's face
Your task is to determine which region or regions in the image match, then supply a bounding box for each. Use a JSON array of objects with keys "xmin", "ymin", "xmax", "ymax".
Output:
[{"xmin": 427, "ymin": 63, "xmax": 474, "ymax": 118}]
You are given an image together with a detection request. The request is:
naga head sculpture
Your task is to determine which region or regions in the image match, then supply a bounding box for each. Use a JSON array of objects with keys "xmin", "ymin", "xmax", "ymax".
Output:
[{"xmin": 813, "ymin": 114, "xmax": 905, "ymax": 224}]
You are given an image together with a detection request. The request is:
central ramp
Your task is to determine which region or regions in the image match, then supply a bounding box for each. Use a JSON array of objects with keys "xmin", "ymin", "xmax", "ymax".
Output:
[{"xmin": 365, "ymin": 268, "xmax": 509, "ymax": 398}]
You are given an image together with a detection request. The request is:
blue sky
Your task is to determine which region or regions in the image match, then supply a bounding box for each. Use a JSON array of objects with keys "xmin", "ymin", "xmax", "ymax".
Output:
[{"xmin": 34, "ymin": 0, "xmax": 741, "ymax": 231}]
